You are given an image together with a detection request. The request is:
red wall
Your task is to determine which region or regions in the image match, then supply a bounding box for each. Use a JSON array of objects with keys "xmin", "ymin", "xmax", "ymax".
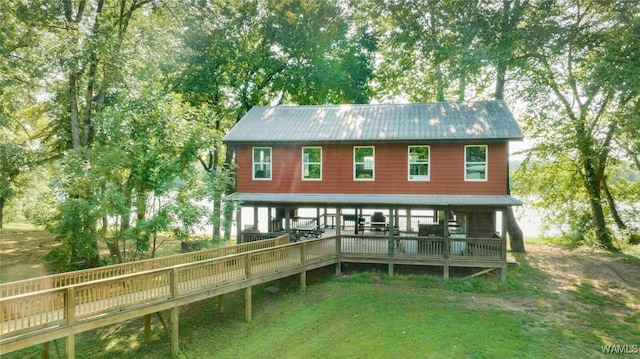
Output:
[{"xmin": 234, "ymin": 142, "xmax": 509, "ymax": 195}]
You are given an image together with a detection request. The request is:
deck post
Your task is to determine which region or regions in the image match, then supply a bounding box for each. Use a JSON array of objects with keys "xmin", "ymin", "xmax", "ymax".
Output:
[
  {"xmin": 41, "ymin": 341, "xmax": 49, "ymax": 359},
  {"xmin": 300, "ymin": 270, "xmax": 307, "ymax": 292},
  {"xmin": 218, "ymin": 295, "xmax": 224, "ymax": 314},
  {"xmin": 406, "ymin": 209, "xmax": 412, "ymax": 232},
  {"xmin": 170, "ymin": 268, "xmax": 180, "ymax": 356},
  {"xmin": 144, "ymin": 314, "xmax": 151, "ymax": 342},
  {"xmin": 170, "ymin": 307, "xmax": 179, "ymax": 357},
  {"xmin": 300, "ymin": 242, "xmax": 307, "ymax": 291},
  {"xmin": 388, "ymin": 208, "xmax": 395, "ymax": 276},
  {"xmin": 501, "ymin": 209, "xmax": 508, "ymax": 281},
  {"xmin": 443, "ymin": 208, "xmax": 450, "ymax": 281},
  {"xmin": 335, "ymin": 207, "xmax": 342, "ymax": 275},
  {"xmin": 245, "ymin": 286, "xmax": 252, "ymax": 322},
  {"xmin": 65, "ymin": 287, "xmax": 75, "ymax": 359}
]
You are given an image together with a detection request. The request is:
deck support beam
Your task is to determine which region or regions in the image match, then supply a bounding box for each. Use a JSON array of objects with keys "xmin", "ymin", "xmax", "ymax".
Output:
[
  {"xmin": 300, "ymin": 270, "xmax": 307, "ymax": 292},
  {"xmin": 335, "ymin": 207, "xmax": 342, "ymax": 275},
  {"xmin": 144, "ymin": 314, "xmax": 151, "ymax": 342},
  {"xmin": 443, "ymin": 208, "xmax": 450, "ymax": 281},
  {"xmin": 65, "ymin": 287, "xmax": 76, "ymax": 359},
  {"xmin": 501, "ymin": 209, "xmax": 508, "ymax": 281},
  {"xmin": 41, "ymin": 341, "xmax": 49, "ymax": 359},
  {"xmin": 218, "ymin": 295, "xmax": 224, "ymax": 314},
  {"xmin": 170, "ymin": 307, "xmax": 179, "ymax": 357},
  {"xmin": 388, "ymin": 208, "xmax": 395, "ymax": 276},
  {"xmin": 245, "ymin": 286, "xmax": 252, "ymax": 322}
]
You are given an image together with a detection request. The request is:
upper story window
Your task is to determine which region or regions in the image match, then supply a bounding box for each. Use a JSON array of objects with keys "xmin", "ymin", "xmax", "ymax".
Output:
[
  {"xmin": 408, "ymin": 146, "xmax": 430, "ymax": 181},
  {"xmin": 253, "ymin": 147, "xmax": 272, "ymax": 180},
  {"xmin": 354, "ymin": 146, "xmax": 375, "ymax": 180},
  {"xmin": 302, "ymin": 147, "xmax": 322, "ymax": 180},
  {"xmin": 465, "ymin": 145, "xmax": 487, "ymax": 181}
]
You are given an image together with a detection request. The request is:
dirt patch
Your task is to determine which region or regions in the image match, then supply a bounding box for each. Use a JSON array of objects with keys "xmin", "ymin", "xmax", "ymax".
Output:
[
  {"xmin": 466, "ymin": 243, "xmax": 640, "ymax": 331},
  {"xmin": 526, "ymin": 244, "xmax": 640, "ymax": 303},
  {"xmin": 0, "ymin": 228, "xmax": 56, "ymax": 282}
]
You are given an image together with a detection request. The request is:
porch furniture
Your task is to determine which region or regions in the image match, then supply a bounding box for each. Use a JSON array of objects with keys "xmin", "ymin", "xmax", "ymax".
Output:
[{"xmin": 371, "ymin": 212, "xmax": 386, "ymax": 231}]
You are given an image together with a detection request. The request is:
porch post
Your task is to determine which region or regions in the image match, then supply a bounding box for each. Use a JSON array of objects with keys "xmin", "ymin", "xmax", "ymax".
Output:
[
  {"xmin": 335, "ymin": 207, "xmax": 342, "ymax": 275},
  {"xmin": 236, "ymin": 206, "xmax": 242, "ymax": 244},
  {"xmin": 268, "ymin": 207, "xmax": 273, "ymax": 232},
  {"xmin": 501, "ymin": 209, "xmax": 508, "ymax": 281},
  {"xmin": 323, "ymin": 207, "xmax": 327, "ymax": 228},
  {"xmin": 443, "ymin": 208, "xmax": 450, "ymax": 280},
  {"xmin": 253, "ymin": 206, "xmax": 259, "ymax": 230},
  {"xmin": 406, "ymin": 209, "xmax": 412, "ymax": 232},
  {"xmin": 388, "ymin": 208, "xmax": 395, "ymax": 276},
  {"xmin": 354, "ymin": 208, "xmax": 359, "ymax": 234},
  {"xmin": 284, "ymin": 207, "xmax": 291, "ymax": 232}
]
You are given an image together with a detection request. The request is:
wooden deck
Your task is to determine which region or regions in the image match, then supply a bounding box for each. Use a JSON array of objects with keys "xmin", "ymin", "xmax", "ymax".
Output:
[{"xmin": 0, "ymin": 233, "xmax": 510, "ymax": 358}]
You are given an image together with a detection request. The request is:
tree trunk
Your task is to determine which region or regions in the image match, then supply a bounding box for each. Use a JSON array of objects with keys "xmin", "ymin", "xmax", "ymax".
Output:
[
  {"xmin": 0, "ymin": 196, "xmax": 4, "ymax": 229},
  {"xmin": 601, "ymin": 179, "xmax": 626, "ymax": 231},
  {"xmin": 506, "ymin": 208, "xmax": 525, "ymax": 252},
  {"xmin": 583, "ymin": 160, "xmax": 613, "ymax": 249},
  {"xmin": 69, "ymin": 71, "xmax": 81, "ymax": 150}
]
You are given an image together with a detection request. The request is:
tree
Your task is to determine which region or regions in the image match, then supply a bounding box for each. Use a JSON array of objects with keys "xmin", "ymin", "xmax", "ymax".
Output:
[
  {"xmin": 174, "ymin": 0, "xmax": 375, "ymax": 239},
  {"xmin": 517, "ymin": 0, "xmax": 640, "ymax": 248}
]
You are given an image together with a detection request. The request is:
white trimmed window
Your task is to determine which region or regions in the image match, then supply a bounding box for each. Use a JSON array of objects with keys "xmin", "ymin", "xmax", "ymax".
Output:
[
  {"xmin": 408, "ymin": 146, "xmax": 430, "ymax": 181},
  {"xmin": 252, "ymin": 147, "xmax": 272, "ymax": 180},
  {"xmin": 354, "ymin": 146, "xmax": 375, "ymax": 180},
  {"xmin": 302, "ymin": 147, "xmax": 322, "ymax": 180},
  {"xmin": 465, "ymin": 145, "xmax": 487, "ymax": 181}
]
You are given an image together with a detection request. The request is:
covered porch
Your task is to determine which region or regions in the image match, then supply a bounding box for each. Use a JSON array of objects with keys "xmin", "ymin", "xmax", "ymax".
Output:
[{"xmin": 231, "ymin": 193, "xmax": 522, "ymax": 280}]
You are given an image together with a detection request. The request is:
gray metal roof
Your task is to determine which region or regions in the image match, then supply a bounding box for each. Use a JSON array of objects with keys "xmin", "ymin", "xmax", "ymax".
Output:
[
  {"xmin": 224, "ymin": 101, "xmax": 524, "ymax": 143},
  {"xmin": 229, "ymin": 193, "xmax": 523, "ymax": 207}
]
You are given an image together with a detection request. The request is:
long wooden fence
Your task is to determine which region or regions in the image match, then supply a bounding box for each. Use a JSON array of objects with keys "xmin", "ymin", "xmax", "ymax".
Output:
[{"xmin": 0, "ymin": 233, "xmax": 506, "ymax": 358}]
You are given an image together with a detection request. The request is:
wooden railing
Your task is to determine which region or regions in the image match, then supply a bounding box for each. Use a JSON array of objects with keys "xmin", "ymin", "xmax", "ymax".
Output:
[
  {"xmin": 0, "ymin": 237, "xmax": 338, "ymax": 347},
  {"xmin": 339, "ymin": 234, "xmax": 503, "ymax": 261},
  {"xmin": 0, "ymin": 235, "xmax": 290, "ymax": 299}
]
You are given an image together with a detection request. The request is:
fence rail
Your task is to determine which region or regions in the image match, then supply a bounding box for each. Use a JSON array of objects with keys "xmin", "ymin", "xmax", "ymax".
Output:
[
  {"xmin": 339, "ymin": 234, "xmax": 503, "ymax": 261},
  {"xmin": 1, "ymin": 235, "xmax": 289, "ymax": 299}
]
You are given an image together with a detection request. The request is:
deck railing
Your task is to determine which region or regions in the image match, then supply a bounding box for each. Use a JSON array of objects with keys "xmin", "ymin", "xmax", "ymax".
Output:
[
  {"xmin": 339, "ymin": 234, "xmax": 503, "ymax": 261},
  {"xmin": 0, "ymin": 236, "xmax": 335, "ymax": 341},
  {"xmin": 0, "ymin": 235, "xmax": 290, "ymax": 299}
]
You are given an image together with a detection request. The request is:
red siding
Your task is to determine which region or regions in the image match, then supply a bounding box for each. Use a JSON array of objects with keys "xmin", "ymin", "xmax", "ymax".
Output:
[{"xmin": 235, "ymin": 142, "xmax": 509, "ymax": 195}]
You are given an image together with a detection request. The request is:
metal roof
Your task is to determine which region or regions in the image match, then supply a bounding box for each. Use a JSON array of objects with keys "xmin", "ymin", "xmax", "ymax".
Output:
[
  {"xmin": 229, "ymin": 193, "xmax": 523, "ymax": 207},
  {"xmin": 223, "ymin": 101, "xmax": 524, "ymax": 143}
]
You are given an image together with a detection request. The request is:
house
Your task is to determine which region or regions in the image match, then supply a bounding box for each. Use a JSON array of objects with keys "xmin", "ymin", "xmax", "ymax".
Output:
[{"xmin": 223, "ymin": 101, "xmax": 523, "ymax": 279}]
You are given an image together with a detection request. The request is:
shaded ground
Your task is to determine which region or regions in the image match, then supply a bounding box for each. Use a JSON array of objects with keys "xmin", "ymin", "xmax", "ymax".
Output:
[{"xmin": 0, "ymin": 227, "xmax": 184, "ymax": 283}]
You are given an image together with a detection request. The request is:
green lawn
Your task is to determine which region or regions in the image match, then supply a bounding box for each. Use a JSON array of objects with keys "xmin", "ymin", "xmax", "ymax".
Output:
[{"xmin": 7, "ymin": 263, "xmax": 639, "ymax": 359}]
